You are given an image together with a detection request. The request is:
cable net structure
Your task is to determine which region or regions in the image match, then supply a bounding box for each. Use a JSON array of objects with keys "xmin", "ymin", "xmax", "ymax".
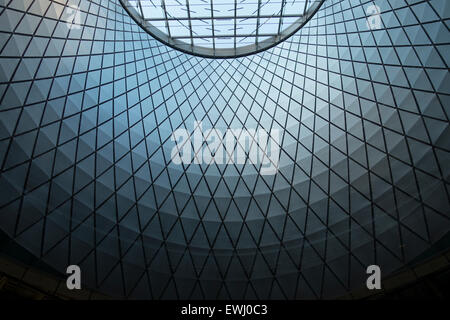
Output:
[
  {"xmin": 121, "ymin": 0, "xmax": 325, "ymax": 57},
  {"xmin": 0, "ymin": 0, "xmax": 449, "ymax": 299}
]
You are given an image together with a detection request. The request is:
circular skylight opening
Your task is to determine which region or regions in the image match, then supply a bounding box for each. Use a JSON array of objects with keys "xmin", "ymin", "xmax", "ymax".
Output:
[{"xmin": 120, "ymin": 0, "xmax": 325, "ymax": 58}]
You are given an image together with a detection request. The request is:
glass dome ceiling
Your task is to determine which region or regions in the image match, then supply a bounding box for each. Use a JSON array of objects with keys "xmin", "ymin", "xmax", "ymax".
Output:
[
  {"xmin": 120, "ymin": 0, "xmax": 325, "ymax": 58},
  {"xmin": 0, "ymin": 0, "xmax": 449, "ymax": 300}
]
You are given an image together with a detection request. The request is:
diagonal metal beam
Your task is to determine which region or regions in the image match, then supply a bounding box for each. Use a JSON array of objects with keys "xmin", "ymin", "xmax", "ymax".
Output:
[
  {"xmin": 161, "ymin": 0, "xmax": 172, "ymax": 38},
  {"xmin": 277, "ymin": 0, "xmax": 287, "ymax": 36}
]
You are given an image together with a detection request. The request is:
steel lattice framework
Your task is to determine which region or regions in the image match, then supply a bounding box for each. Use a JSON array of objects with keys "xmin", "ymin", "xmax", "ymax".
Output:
[
  {"xmin": 121, "ymin": 0, "xmax": 325, "ymax": 57},
  {"xmin": 0, "ymin": 0, "xmax": 449, "ymax": 300}
]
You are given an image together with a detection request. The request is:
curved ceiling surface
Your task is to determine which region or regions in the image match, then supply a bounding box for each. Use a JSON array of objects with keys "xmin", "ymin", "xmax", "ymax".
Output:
[{"xmin": 0, "ymin": 0, "xmax": 449, "ymax": 299}]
